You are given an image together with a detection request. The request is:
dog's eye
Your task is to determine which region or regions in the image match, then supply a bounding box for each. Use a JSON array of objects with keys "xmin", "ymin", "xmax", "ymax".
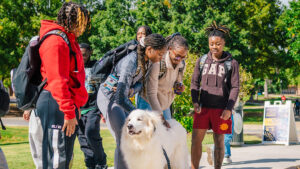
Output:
[
  {"xmin": 137, "ymin": 118, "xmax": 142, "ymax": 121},
  {"xmin": 128, "ymin": 119, "xmax": 131, "ymax": 121}
]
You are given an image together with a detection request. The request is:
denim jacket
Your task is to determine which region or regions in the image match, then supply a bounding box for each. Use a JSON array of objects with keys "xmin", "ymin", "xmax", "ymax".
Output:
[{"xmin": 100, "ymin": 51, "xmax": 143, "ymax": 112}]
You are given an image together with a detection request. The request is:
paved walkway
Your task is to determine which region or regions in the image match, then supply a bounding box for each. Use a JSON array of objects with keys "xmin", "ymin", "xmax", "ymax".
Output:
[{"xmin": 107, "ymin": 144, "xmax": 300, "ymax": 169}]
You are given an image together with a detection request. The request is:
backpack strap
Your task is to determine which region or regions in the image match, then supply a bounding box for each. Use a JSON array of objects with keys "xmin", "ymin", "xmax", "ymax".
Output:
[
  {"xmin": 223, "ymin": 57, "xmax": 232, "ymax": 88},
  {"xmin": 158, "ymin": 54, "xmax": 167, "ymax": 79},
  {"xmin": 198, "ymin": 54, "xmax": 208, "ymax": 82},
  {"xmin": 39, "ymin": 30, "xmax": 78, "ymax": 72}
]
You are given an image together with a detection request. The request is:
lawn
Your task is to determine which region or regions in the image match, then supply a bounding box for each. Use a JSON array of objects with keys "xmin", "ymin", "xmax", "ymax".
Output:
[{"xmin": 0, "ymin": 127, "xmax": 260, "ymax": 168}]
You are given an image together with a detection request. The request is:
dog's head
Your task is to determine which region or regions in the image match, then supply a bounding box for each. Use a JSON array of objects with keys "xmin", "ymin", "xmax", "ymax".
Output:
[{"xmin": 124, "ymin": 109, "xmax": 161, "ymax": 139}]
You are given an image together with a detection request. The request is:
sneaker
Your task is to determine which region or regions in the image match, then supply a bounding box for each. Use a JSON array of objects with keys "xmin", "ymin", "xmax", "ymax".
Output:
[
  {"xmin": 206, "ymin": 145, "xmax": 214, "ymax": 166},
  {"xmin": 223, "ymin": 157, "xmax": 232, "ymax": 165},
  {"xmin": 95, "ymin": 165, "xmax": 108, "ymax": 169}
]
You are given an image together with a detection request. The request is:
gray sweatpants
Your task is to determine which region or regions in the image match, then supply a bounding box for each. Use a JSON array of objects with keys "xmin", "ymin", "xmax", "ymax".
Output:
[
  {"xmin": 0, "ymin": 147, "xmax": 8, "ymax": 169},
  {"xmin": 29, "ymin": 110, "xmax": 43, "ymax": 169},
  {"xmin": 97, "ymin": 90, "xmax": 128, "ymax": 169}
]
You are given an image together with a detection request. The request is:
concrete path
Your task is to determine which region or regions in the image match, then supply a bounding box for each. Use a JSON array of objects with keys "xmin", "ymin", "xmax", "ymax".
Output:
[{"xmin": 107, "ymin": 144, "xmax": 300, "ymax": 169}]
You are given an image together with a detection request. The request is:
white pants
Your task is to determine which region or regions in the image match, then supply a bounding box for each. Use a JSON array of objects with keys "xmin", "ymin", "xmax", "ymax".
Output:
[{"xmin": 29, "ymin": 110, "xmax": 43, "ymax": 169}]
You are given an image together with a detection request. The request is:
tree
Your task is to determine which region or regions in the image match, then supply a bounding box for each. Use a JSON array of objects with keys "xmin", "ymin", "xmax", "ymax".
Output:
[
  {"xmin": 279, "ymin": 0, "xmax": 300, "ymax": 62},
  {"xmin": 0, "ymin": 0, "xmax": 62, "ymax": 86},
  {"xmin": 88, "ymin": 0, "xmax": 136, "ymax": 60}
]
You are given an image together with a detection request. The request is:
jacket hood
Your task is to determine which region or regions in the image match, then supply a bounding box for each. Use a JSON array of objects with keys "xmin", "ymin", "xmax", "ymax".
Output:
[
  {"xmin": 39, "ymin": 20, "xmax": 76, "ymax": 41},
  {"xmin": 207, "ymin": 51, "xmax": 232, "ymax": 63}
]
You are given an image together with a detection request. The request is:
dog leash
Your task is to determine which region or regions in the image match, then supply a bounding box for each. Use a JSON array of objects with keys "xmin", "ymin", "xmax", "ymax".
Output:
[{"xmin": 162, "ymin": 147, "xmax": 171, "ymax": 169}]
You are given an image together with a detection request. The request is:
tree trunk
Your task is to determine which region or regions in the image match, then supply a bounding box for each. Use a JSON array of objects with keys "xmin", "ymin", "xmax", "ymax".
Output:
[
  {"xmin": 264, "ymin": 79, "xmax": 269, "ymax": 99},
  {"xmin": 255, "ymin": 90, "xmax": 258, "ymax": 100}
]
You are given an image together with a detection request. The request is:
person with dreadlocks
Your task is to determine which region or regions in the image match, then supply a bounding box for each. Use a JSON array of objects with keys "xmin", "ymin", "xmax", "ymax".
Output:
[
  {"xmin": 136, "ymin": 33, "xmax": 188, "ymax": 120},
  {"xmin": 97, "ymin": 34, "xmax": 166, "ymax": 169},
  {"xmin": 30, "ymin": 2, "xmax": 90, "ymax": 169},
  {"xmin": 190, "ymin": 21, "xmax": 239, "ymax": 169}
]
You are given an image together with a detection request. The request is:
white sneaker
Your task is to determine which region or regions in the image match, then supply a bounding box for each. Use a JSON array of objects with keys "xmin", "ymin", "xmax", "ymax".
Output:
[{"xmin": 223, "ymin": 157, "xmax": 232, "ymax": 165}]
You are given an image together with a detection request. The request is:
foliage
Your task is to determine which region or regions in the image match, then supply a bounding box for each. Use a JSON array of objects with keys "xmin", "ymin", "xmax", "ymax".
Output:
[
  {"xmin": 88, "ymin": 0, "xmax": 136, "ymax": 60},
  {"xmin": 172, "ymin": 53, "xmax": 198, "ymax": 132},
  {"xmin": 239, "ymin": 65, "xmax": 255, "ymax": 104},
  {"xmin": 279, "ymin": 0, "xmax": 300, "ymax": 62}
]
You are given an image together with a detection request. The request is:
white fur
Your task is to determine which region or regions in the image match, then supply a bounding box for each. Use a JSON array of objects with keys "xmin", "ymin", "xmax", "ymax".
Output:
[{"xmin": 121, "ymin": 109, "xmax": 189, "ymax": 169}]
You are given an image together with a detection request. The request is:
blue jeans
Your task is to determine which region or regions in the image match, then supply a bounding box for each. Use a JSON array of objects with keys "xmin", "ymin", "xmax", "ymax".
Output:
[
  {"xmin": 224, "ymin": 115, "xmax": 234, "ymax": 157},
  {"xmin": 136, "ymin": 94, "xmax": 172, "ymax": 120}
]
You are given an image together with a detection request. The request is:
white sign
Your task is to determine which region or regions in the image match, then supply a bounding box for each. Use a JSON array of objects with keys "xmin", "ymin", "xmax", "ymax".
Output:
[{"xmin": 262, "ymin": 100, "xmax": 298, "ymax": 145}]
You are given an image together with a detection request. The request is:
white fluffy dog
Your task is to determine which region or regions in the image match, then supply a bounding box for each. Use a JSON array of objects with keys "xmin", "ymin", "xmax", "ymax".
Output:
[{"xmin": 120, "ymin": 109, "xmax": 189, "ymax": 169}]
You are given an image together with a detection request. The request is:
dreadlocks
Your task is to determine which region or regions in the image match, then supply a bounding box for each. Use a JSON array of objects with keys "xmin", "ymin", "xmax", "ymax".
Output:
[
  {"xmin": 137, "ymin": 34, "xmax": 166, "ymax": 93},
  {"xmin": 165, "ymin": 32, "xmax": 189, "ymax": 50},
  {"xmin": 205, "ymin": 21, "xmax": 230, "ymax": 40},
  {"xmin": 57, "ymin": 1, "xmax": 90, "ymax": 35}
]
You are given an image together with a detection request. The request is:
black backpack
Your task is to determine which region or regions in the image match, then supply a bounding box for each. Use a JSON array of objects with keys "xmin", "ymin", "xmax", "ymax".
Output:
[
  {"xmin": 13, "ymin": 30, "xmax": 76, "ymax": 111},
  {"xmin": 0, "ymin": 80, "xmax": 9, "ymax": 130},
  {"xmin": 91, "ymin": 40, "xmax": 138, "ymax": 84}
]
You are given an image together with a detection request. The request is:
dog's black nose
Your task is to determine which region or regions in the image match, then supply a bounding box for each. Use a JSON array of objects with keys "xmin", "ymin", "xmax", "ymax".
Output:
[{"xmin": 127, "ymin": 124, "xmax": 133, "ymax": 130}]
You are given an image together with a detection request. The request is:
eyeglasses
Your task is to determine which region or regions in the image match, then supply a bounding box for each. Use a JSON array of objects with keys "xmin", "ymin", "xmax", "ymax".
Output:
[{"xmin": 171, "ymin": 50, "xmax": 187, "ymax": 60}]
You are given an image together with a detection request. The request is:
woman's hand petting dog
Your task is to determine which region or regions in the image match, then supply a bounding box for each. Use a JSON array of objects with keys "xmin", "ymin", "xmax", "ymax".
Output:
[{"xmin": 161, "ymin": 115, "xmax": 171, "ymax": 128}]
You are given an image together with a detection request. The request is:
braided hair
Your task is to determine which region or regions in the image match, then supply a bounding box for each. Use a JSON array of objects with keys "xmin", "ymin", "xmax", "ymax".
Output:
[
  {"xmin": 165, "ymin": 32, "xmax": 189, "ymax": 50},
  {"xmin": 205, "ymin": 21, "xmax": 230, "ymax": 40},
  {"xmin": 136, "ymin": 25, "xmax": 152, "ymax": 39},
  {"xmin": 57, "ymin": 1, "xmax": 90, "ymax": 34},
  {"xmin": 137, "ymin": 34, "xmax": 166, "ymax": 93}
]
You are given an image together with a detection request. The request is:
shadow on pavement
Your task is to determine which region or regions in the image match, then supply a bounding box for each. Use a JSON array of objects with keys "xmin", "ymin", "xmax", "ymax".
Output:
[
  {"xmin": 226, "ymin": 167, "xmax": 271, "ymax": 169},
  {"xmin": 228, "ymin": 158, "xmax": 300, "ymax": 166}
]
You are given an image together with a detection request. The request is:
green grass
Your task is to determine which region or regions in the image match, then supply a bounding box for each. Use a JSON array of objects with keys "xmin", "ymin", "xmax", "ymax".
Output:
[
  {"xmin": 0, "ymin": 127, "xmax": 261, "ymax": 168},
  {"xmin": 243, "ymin": 108, "xmax": 264, "ymax": 124}
]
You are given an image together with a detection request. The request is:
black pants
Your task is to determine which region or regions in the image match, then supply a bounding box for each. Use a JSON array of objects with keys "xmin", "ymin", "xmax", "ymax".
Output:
[
  {"xmin": 36, "ymin": 90, "xmax": 78, "ymax": 169},
  {"xmin": 77, "ymin": 108, "xmax": 107, "ymax": 168}
]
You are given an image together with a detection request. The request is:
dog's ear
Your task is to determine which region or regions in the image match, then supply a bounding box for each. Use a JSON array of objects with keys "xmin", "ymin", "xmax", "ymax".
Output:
[
  {"xmin": 144, "ymin": 111, "xmax": 160, "ymax": 139},
  {"xmin": 146, "ymin": 111, "xmax": 161, "ymax": 129},
  {"xmin": 148, "ymin": 111, "xmax": 162, "ymax": 126}
]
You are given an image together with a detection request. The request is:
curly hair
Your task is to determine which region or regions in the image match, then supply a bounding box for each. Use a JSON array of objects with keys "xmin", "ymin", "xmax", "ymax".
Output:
[
  {"xmin": 137, "ymin": 34, "xmax": 166, "ymax": 93},
  {"xmin": 165, "ymin": 32, "xmax": 189, "ymax": 50},
  {"xmin": 57, "ymin": 1, "xmax": 90, "ymax": 33},
  {"xmin": 205, "ymin": 21, "xmax": 230, "ymax": 40}
]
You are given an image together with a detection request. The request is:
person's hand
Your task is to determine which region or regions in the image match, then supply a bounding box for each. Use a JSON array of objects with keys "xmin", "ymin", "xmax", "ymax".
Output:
[
  {"xmin": 193, "ymin": 103, "xmax": 201, "ymax": 114},
  {"xmin": 161, "ymin": 115, "xmax": 171, "ymax": 128},
  {"xmin": 100, "ymin": 113, "xmax": 106, "ymax": 123},
  {"xmin": 176, "ymin": 84, "xmax": 185, "ymax": 93},
  {"xmin": 23, "ymin": 110, "xmax": 31, "ymax": 121},
  {"xmin": 62, "ymin": 118, "xmax": 78, "ymax": 137},
  {"xmin": 220, "ymin": 109, "xmax": 232, "ymax": 120},
  {"xmin": 128, "ymin": 88, "xmax": 134, "ymax": 97}
]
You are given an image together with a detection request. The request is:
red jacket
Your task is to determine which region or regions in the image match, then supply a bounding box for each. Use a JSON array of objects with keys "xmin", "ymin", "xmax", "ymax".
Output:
[{"xmin": 39, "ymin": 20, "xmax": 88, "ymax": 120}]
